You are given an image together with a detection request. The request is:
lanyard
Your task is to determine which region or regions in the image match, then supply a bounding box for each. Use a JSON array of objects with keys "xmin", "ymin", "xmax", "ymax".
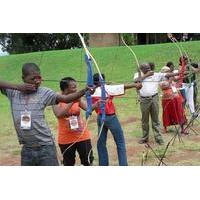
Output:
[{"xmin": 24, "ymin": 95, "xmax": 29, "ymax": 111}]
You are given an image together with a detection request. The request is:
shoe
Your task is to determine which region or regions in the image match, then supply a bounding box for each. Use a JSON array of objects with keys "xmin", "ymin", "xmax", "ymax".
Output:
[
  {"xmin": 138, "ymin": 139, "xmax": 148, "ymax": 144},
  {"xmin": 192, "ymin": 112, "xmax": 198, "ymax": 119},
  {"xmin": 181, "ymin": 130, "xmax": 189, "ymax": 135},
  {"xmin": 162, "ymin": 128, "xmax": 167, "ymax": 134}
]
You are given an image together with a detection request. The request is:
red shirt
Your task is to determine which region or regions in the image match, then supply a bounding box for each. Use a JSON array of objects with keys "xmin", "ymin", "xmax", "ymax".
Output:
[{"xmin": 92, "ymin": 96, "xmax": 115, "ymax": 115}]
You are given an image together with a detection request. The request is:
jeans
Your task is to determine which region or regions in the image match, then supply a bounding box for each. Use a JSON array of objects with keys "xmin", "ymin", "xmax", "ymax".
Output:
[
  {"xmin": 97, "ymin": 114, "xmax": 128, "ymax": 166},
  {"xmin": 21, "ymin": 144, "xmax": 59, "ymax": 166},
  {"xmin": 59, "ymin": 139, "xmax": 94, "ymax": 166}
]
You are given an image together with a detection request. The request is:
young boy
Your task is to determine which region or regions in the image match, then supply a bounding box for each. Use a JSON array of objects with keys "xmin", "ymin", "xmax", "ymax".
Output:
[
  {"xmin": 1, "ymin": 63, "xmax": 94, "ymax": 166},
  {"xmin": 53, "ymin": 77, "xmax": 99, "ymax": 166},
  {"xmin": 92, "ymin": 73, "xmax": 142, "ymax": 166}
]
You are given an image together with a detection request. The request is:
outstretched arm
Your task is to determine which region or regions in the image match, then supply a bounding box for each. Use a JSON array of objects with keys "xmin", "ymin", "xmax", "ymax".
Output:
[
  {"xmin": 134, "ymin": 71, "xmax": 154, "ymax": 83},
  {"xmin": 165, "ymin": 71, "xmax": 188, "ymax": 78},
  {"xmin": 56, "ymin": 86, "xmax": 95, "ymax": 104},
  {"xmin": 124, "ymin": 82, "xmax": 142, "ymax": 90}
]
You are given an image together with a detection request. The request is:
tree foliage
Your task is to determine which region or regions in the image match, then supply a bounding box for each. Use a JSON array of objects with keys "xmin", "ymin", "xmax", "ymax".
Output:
[{"xmin": 0, "ymin": 33, "xmax": 88, "ymax": 54}]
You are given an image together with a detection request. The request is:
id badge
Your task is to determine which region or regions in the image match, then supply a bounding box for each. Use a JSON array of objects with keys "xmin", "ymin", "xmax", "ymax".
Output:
[
  {"xmin": 20, "ymin": 111, "xmax": 32, "ymax": 130},
  {"xmin": 69, "ymin": 116, "xmax": 79, "ymax": 130}
]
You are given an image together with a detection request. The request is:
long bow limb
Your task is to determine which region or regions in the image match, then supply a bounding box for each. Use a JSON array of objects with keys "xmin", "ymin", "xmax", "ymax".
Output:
[
  {"xmin": 121, "ymin": 34, "xmax": 141, "ymax": 103},
  {"xmin": 78, "ymin": 33, "xmax": 106, "ymax": 157},
  {"xmin": 85, "ymin": 54, "xmax": 94, "ymax": 119},
  {"xmin": 167, "ymin": 33, "xmax": 186, "ymax": 87}
]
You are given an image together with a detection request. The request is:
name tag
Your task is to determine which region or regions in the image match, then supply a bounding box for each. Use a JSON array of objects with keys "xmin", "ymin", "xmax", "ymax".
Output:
[
  {"xmin": 69, "ymin": 116, "xmax": 79, "ymax": 130},
  {"xmin": 20, "ymin": 111, "xmax": 31, "ymax": 130}
]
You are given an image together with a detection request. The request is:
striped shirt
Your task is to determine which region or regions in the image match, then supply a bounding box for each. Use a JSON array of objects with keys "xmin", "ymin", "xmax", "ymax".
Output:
[{"xmin": 1, "ymin": 87, "xmax": 58, "ymax": 146}]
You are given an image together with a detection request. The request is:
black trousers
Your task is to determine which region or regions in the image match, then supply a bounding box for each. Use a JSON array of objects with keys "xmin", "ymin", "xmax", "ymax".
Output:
[{"xmin": 59, "ymin": 139, "xmax": 94, "ymax": 166}]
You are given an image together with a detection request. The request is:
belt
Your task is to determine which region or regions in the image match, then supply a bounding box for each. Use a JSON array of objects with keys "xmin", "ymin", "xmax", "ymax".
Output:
[
  {"xmin": 23, "ymin": 144, "xmax": 43, "ymax": 148},
  {"xmin": 141, "ymin": 93, "xmax": 158, "ymax": 99},
  {"xmin": 99, "ymin": 113, "xmax": 115, "ymax": 116}
]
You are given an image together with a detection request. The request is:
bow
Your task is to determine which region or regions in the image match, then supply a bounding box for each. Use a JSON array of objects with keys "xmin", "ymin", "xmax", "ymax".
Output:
[
  {"xmin": 121, "ymin": 35, "xmax": 141, "ymax": 78},
  {"xmin": 78, "ymin": 33, "xmax": 106, "ymax": 146},
  {"xmin": 167, "ymin": 33, "xmax": 187, "ymax": 87},
  {"xmin": 121, "ymin": 34, "xmax": 141, "ymax": 103},
  {"xmin": 85, "ymin": 54, "xmax": 94, "ymax": 119}
]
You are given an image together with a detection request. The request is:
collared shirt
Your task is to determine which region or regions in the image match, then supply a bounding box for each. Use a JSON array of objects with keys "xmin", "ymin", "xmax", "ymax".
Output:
[
  {"xmin": 1, "ymin": 87, "xmax": 58, "ymax": 146},
  {"xmin": 134, "ymin": 72, "xmax": 166, "ymax": 97}
]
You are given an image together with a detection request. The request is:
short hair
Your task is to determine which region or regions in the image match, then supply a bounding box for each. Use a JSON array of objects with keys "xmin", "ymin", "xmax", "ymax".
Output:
[
  {"xmin": 149, "ymin": 62, "xmax": 155, "ymax": 70},
  {"xmin": 93, "ymin": 73, "xmax": 105, "ymax": 86},
  {"xmin": 140, "ymin": 63, "xmax": 150, "ymax": 70},
  {"xmin": 60, "ymin": 77, "xmax": 76, "ymax": 91},
  {"xmin": 166, "ymin": 61, "xmax": 174, "ymax": 67},
  {"xmin": 22, "ymin": 63, "xmax": 40, "ymax": 76},
  {"xmin": 191, "ymin": 63, "xmax": 198, "ymax": 68}
]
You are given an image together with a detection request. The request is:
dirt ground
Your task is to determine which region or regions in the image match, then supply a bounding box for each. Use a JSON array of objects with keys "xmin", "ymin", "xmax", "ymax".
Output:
[{"xmin": 1, "ymin": 116, "xmax": 200, "ymax": 166}]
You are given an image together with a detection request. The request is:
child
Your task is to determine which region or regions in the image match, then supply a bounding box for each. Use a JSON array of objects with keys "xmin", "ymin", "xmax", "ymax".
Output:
[
  {"xmin": 92, "ymin": 73, "xmax": 142, "ymax": 166},
  {"xmin": 53, "ymin": 77, "xmax": 99, "ymax": 166},
  {"xmin": 1, "ymin": 63, "xmax": 94, "ymax": 166}
]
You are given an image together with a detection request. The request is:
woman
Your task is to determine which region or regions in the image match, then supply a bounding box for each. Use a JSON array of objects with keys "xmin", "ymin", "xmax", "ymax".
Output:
[{"xmin": 160, "ymin": 66, "xmax": 187, "ymax": 134}]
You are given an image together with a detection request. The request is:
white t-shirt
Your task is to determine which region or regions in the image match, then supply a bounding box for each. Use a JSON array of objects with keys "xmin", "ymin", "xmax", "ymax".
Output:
[
  {"xmin": 134, "ymin": 72, "xmax": 166, "ymax": 97},
  {"xmin": 92, "ymin": 84, "xmax": 125, "ymax": 97}
]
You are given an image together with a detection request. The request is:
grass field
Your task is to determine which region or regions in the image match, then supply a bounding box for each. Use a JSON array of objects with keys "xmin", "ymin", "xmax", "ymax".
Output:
[{"xmin": 0, "ymin": 41, "xmax": 200, "ymax": 166}]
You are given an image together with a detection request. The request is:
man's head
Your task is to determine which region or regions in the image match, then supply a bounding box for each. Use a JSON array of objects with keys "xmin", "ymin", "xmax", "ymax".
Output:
[
  {"xmin": 140, "ymin": 63, "xmax": 151, "ymax": 74},
  {"xmin": 22, "ymin": 63, "xmax": 42, "ymax": 89},
  {"xmin": 166, "ymin": 61, "xmax": 175, "ymax": 72},
  {"xmin": 149, "ymin": 62, "xmax": 155, "ymax": 71},
  {"xmin": 93, "ymin": 73, "xmax": 105, "ymax": 86},
  {"xmin": 191, "ymin": 63, "xmax": 198, "ymax": 68},
  {"xmin": 60, "ymin": 77, "xmax": 77, "ymax": 94}
]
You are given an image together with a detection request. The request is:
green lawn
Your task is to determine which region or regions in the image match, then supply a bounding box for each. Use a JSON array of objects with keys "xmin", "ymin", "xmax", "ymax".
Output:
[{"xmin": 0, "ymin": 40, "xmax": 200, "ymax": 165}]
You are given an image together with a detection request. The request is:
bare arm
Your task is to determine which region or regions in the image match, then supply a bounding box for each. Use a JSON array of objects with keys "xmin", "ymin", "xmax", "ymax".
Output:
[
  {"xmin": 79, "ymin": 99, "xmax": 100, "ymax": 111},
  {"xmin": 56, "ymin": 88, "xmax": 87, "ymax": 103},
  {"xmin": 124, "ymin": 82, "xmax": 142, "ymax": 90},
  {"xmin": 191, "ymin": 66, "xmax": 200, "ymax": 73},
  {"xmin": 56, "ymin": 86, "xmax": 96, "ymax": 103},
  {"xmin": 134, "ymin": 71, "xmax": 154, "ymax": 83},
  {"xmin": 52, "ymin": 103, "xmax": 73, "ymax": 118},
  {"xmin": 0, "ymin": 81, "xmax": 36, "ymax": 92}
]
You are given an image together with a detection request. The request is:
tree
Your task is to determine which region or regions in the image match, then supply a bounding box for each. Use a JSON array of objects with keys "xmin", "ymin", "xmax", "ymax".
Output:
[{"xmin": 0, "ymin": 33, "xmax": 87, "ymax": 54}]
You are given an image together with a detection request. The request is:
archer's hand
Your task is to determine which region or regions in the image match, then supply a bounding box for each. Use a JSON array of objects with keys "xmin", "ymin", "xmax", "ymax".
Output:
[
  {"xmin": 85, "ymin": 85, "xmax": 97, "ymax": 95},
  {"xmin": 145, "ymin": 71, "xmax": 154, "ymax": 77},
  {"xmin": 183, "ymin": 71, "xmax": 189, "ymax": 76},
  {"xmin": 16, "ymin": 83, "xmax": 36, "ymax": 93},
  {"xmin": 135, "ymin": 83, "xmax": 142, "ymax": 90}
]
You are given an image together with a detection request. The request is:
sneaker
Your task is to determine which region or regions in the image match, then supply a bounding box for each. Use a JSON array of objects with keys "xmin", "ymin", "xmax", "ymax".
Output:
[{"xmin": 138, "ymin": 139, "xmax": 148, "ymax": 144}]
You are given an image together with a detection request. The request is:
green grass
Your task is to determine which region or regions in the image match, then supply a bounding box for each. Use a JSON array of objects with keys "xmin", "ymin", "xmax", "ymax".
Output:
[{"xmin": 0, "ymin": 40, "xmax": 200, "ymax": 165}]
